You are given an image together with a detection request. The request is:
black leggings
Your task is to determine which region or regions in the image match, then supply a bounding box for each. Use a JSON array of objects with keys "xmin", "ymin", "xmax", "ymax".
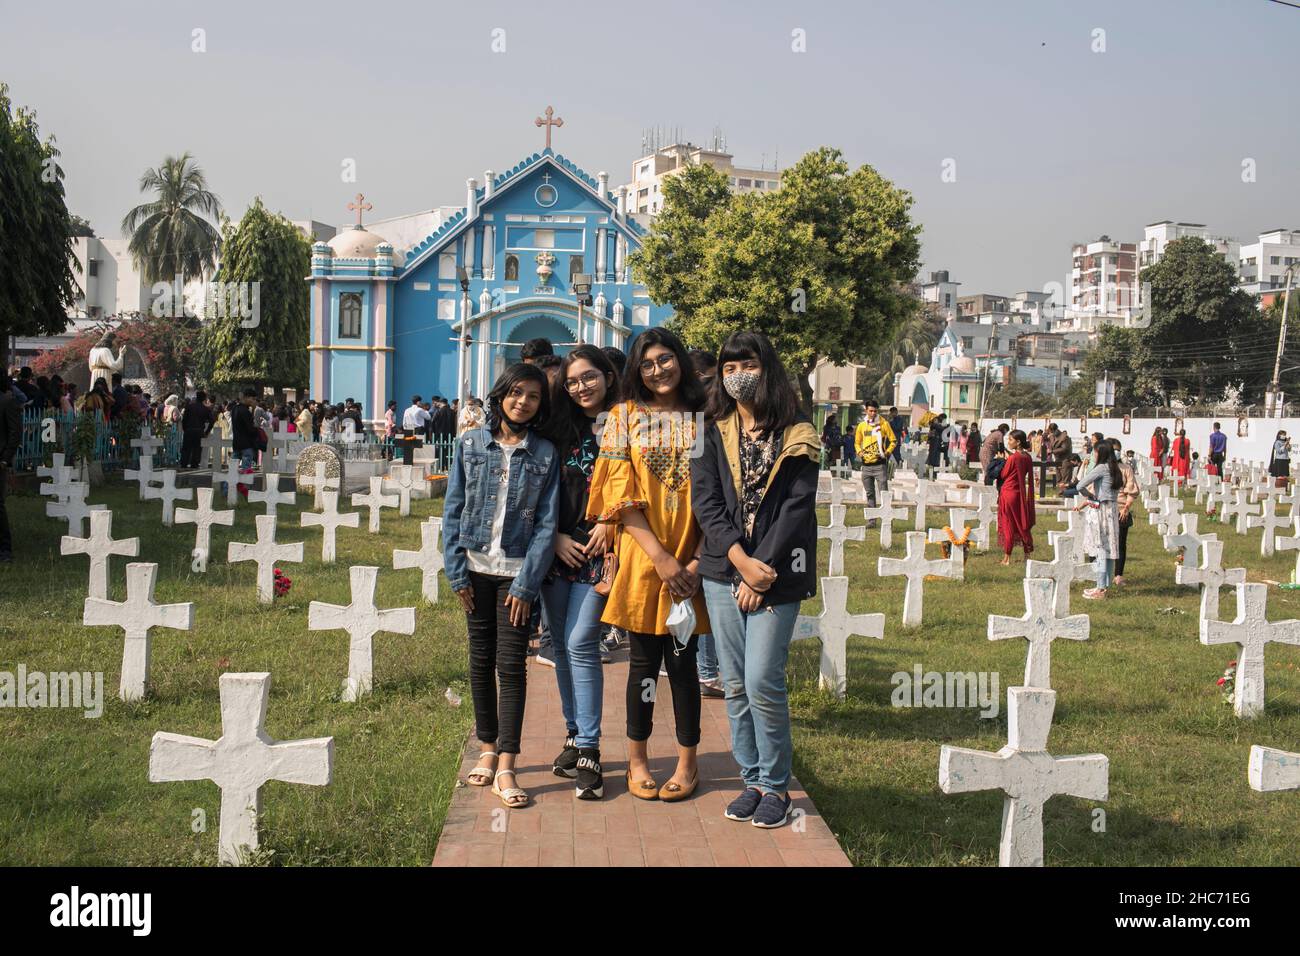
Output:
[
  {"xmin": 466, "ymin": 570, "xmax": 530, "ymax": 754},
  {"xmin": 626, "ymin": 632, "xmax": 701, "ymax": 747},
  {"xmin": 1116, "ymin": 511, "xmax": 1133, "ymax": 577}
]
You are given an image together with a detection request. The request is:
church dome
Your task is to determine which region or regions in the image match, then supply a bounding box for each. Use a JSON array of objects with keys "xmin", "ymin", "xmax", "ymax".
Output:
[
  {"xmin": 328, "ymin": 225, "xmax": 389, "ymax": 259},
  {"xmin": 903, "ymin": 363, "xmax": 929, "ymax": 375},
  {"xmin": 950, "ymin": 356, "xmax": 976, "ymax": 373}
]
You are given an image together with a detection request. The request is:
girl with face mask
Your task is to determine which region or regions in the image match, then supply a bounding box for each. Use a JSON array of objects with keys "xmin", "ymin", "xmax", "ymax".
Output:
[
  {"xmin": 1271, "ymin": 430, "xmax": 1291, "ymax": 488},
  {"xmin": 691, "ymin": 331, "xmax": 821, "ymax": 829}
]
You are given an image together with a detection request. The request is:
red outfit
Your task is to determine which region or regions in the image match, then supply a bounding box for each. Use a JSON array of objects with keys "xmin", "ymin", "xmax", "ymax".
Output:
[
  {"xmin": 1170, "ymin": 436, "xmax": 1190, "ymax": 478},
  {"xmin": 1150, "ymin": 433, "xmax": 1165, "ymax": 480},
  {"xmin": 997, "ymin": 450, "xmax": 1036, "ymax": 555}
]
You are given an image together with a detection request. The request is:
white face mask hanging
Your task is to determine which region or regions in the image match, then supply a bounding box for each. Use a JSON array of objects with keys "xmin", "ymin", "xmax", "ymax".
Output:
[{"xmin": 665, "ymin": 599, "xmax": 696, "ymax": 653}]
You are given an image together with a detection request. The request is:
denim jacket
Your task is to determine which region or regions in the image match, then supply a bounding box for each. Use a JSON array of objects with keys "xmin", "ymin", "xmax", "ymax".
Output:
[{"xmin": 442, "ymin": 426, "xmax": 560, "ymax": 602}]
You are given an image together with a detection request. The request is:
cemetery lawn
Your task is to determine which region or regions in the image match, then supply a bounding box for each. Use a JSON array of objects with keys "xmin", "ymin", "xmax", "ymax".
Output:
[{"xmin": 2, "ymin": 482, "xmax": 1298, "ymax": 865}]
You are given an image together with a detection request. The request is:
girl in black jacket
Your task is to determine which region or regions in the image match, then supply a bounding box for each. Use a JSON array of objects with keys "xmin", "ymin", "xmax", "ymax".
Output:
[{"xmin": 690, "ymin": 331, "xmax": 821, "ymax": 830}]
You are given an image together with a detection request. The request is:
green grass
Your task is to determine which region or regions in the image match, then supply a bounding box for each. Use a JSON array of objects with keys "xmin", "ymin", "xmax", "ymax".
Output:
[{"xmin": 1, "ymin": 479, "xmax": 1298, "ymax": 865}]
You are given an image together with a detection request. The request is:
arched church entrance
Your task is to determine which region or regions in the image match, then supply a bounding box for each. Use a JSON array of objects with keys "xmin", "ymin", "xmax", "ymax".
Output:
[{"xmin": 499, "ymin": 314, "xmax": 574, "ymax": 372}]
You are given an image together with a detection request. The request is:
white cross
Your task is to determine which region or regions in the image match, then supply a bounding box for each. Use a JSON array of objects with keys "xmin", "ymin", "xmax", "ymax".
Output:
[
  {"xmin": 123, "ymin": 455, "xmax": 160, "ymax": 500},
  {"xmin": 1232, "ymin": 489, "xmax": 1260, "ymax": 536},
  {"xmin": 1156, "ymin": 498, "xmax": 1187, "ymax": 537},
  {"xmin": 1162, "ymin": 513, "xmax": 1217, "ymax": 564},
  {"xmin": 964, "ymin": 484, "xmax": 998, "ymax": 531},
  {"xmin": 352, "ymin": 476, "xmax": 399, "ymax": 532},
  {"xmin": 818, "ymin": 504, "xmax": 865, "ymax": 576},
  {"xmin": 143, "ymin": 468, "xmax": 194, "ymax": 526},
  {"xmin": 791, "ymin": 576, "xmax": 884, "ymax": 698},
  {"xmin": 1169, "ymin": 473, "xmax": 1183, "ymax": 496},
  {"xmin": 60, "ymin": 509, "xmax": 139, "ymax": 600},
  {"xmin": 1201, "ymin": 582, "xmax": 1300, "ymax": 719},
  {"xmin": 1247, "ymin": 494, "xmax": 1288, "ymax": 557},
  {"xmin": 39, "ymin": 465, "xmax": 80, "ymax": 505},
  {"xmin": 175, "ymin": 487, "xmax": 235, "ymax": 570},
  {"xmin": 247, "ymin": 474, "xmax": 297, "ymax": 518},
  {"xmin": 927, "ymin": 525, "xmax": 969, "ymax": 577},
  {"xmin": 863, "ymin": 490, "xmax": 909, "ymax": 550},
  {"xmin": 385, "ymin": 464, "xmax": 422, "ymax": 516},
  {"xmin": 228, "ymin": 514, "xmax": 304, "ymax": 604},
  {"xmin": 1175, "ymin": 538, "xmax": 1244, "ymax": 623},
  {"xmin": 200, "ymin": 431, "xmax": 227, "ymax": 470},
  {"xmin": 939, "ymin": 686, "xmax": 1109, "ymax": 867},
  {"xmin": 148, "ymin": 672, "xmax": 333, "ymax": 865},
  {"xmin": 1026, "ymin": 533, "xmax": 1091, "ymax": 617},
  {"xmin": 84, "ymin": 562, "xmax": 193, "ymax": 701},
  {"xmin": 906, "ymin": 478, "xmax": 946, "ymax": 531},
  {"xmin": 297, "ymin": 461, "xmax": 340, "ymax": 511},
  {"xmin": 988, "ymin": 577, "xmax": 1090, "ymax": 688},
  {"xmin": 46, "ymin": 483, "xmax": 107, "ymax": 537},
  {"xmin": 300, "ymin": 490, "xmax": 360, "ymax": 563},
  {"xmin": 308, "ymin": 565, "xmax": 416, "ymax": 701},
  {"xmin": 1249, "ymin": 481, "xmax": 1285, "ymax": 505},
  {"xmin": 1275, "ymin": 512, "xmax": 1300, "ymax": 585},
  {"xmin": 266, "ymin": 419, "xmax": 297, "ymax": 470},
  {"xmin": 943, "ymin": 509, "xmax": 989, "ymax": 551},
  {"xmin": 1248, "ymin": 743, "xmax": 1300, "ymax": 794},
  {"xmin": 1142, "ymin": 484, "xmax": 1170, "ymax": 513},
  {"xmin": 1195, "ymin": 473, "xmax": 1219, "ymax": 507},
  {"xmin": 36, "ymin": 452, "xmax": 66, "ymax": 481},
  {"xmin": 393, "ymin": 517, "xmax": 445, "ymax": 602},
  {"xmin": 221, "ymin": 459, "xmax": 255, "ymax": 506},
  {"xmin": 130, "ymin": 426, "xmax": 164, "ymax": 460},
  {"xmin": 877, "ymin": 531, "xmax": 959, "ymax": 628}
]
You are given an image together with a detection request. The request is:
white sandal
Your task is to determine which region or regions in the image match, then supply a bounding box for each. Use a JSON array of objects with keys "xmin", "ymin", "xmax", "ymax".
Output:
[
  {"xmin": 491, "ymin": 768, "xmax": 529, "ymax": 808},
  {"xmin": 466, "ymin": 751, "xmax": 498, "ymax": 787}
]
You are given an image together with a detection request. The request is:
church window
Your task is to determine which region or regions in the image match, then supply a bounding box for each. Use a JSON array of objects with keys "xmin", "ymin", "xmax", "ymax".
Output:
[
  {"xmin": 505, "ymin": 255, "xmax": 519, "ymax": 281},
  {"xmin": 569, "ymin": 255, "xmax": 584, "ymax": 280},
  {"xmin": 632, "ymin": 305, "xmax": 650, "ymax": 327},
  {"xmin": 339, "ymin": 293, "xmax": 363, "ymax": 339},
  {"xmin": 535, "ymin": 229, "xmax": 555, "ymax": 249}
]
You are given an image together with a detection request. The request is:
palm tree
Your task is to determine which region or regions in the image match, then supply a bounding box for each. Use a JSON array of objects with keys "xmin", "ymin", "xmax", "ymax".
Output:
[
  {"xmin": 862, "ymin": 304, "xmax": 947, "ymax": 398},
  {"xmin": 120, "ymin": 153, "xmax": 222, "ymax": 284}
]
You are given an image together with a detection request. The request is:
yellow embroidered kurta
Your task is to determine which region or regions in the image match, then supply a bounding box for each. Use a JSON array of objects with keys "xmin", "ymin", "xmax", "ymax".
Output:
[{"xmin": 587, "ymin": 400, "xmax": 710, "ymax": 636}]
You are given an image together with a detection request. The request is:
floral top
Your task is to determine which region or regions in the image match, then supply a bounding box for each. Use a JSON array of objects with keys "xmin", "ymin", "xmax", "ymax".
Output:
[
  {"xmin": 739, "ymin": 429, "xmax": 778, "ymax": 538},
  {"xmin": 553, "ymin": 430, "xmax": 604, "ymax": 585}
]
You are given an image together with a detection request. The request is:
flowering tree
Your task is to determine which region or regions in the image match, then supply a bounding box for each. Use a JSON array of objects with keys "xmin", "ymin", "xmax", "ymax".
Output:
[{"xmin": 31, "ymin": 312, "xmax": 200, "ymax": 395}]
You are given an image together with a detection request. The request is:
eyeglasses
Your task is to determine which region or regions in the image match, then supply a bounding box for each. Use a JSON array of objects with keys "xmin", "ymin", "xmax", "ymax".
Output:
[
  {"xmin": 639, "ymin": 355, "xmax": 677, "ymax": 374},
  {"xmin": 563, "ymin": 371, "xmax": 605, "ymax": 393}
]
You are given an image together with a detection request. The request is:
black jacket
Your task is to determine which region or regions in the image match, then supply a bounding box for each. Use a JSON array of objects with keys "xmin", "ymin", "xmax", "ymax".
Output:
[
  {"xmin": 231, "ymin": 404, "xmax": 258, "ymax": 451},
  {"xmin": 690, "ymin": 414, "xmax": 822, "ymax": 608},
  {"xmin": 0, "ymin": 390, "xmax": 20, "ymax": 466},
  {"xmin": 181, "ymin": 399, "xmax": 211, "ymax": 433}
]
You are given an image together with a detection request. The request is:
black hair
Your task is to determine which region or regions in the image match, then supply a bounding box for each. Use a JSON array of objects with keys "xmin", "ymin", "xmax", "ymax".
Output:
[
  {"xmin": 1008, "ymin": 428, "xmax": 1027, "ymax": 447},
  {"xmin": 706, "ymin": 330, "xmax": 800, "ymax": 436},
  {"xmin": 536, "ymin": 354, "xmax": 563, "ymax": 371},
  {"xmin": 544, "ymin": 344, "xmax": 621, "ymax": 455},
  {"xmin": 602, "ymin": 346, "xmax": 627, "ymax": 376},
  {"xmin": 689, "ymin": 348, "xmax": 718, "ymax": 377},
  {"xmin": 486, "ymin": 362, "xmax": 551, "ymax": 433},
  {"xmin": 1095, "ymin": 439, "xmax": 1121, "ymax": 491},
  {"xmin": 623, "ymin": 327, "xmax": 705, "ymax": 411},
  {"xmin": 520, "ymin": 337, "xmax": 555, "ymax": 361}
]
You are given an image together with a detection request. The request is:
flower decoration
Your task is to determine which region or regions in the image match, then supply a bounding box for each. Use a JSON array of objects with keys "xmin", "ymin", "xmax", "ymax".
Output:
[{"xmin": 273, "ymin": 567, "xmax": 292, "ymax": 598}]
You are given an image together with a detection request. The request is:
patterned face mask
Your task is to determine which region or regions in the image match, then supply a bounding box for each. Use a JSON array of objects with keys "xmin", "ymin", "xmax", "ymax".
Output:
[{"xmin": 723, "ymin": 370, "xmax": 760, "ymax": 402}]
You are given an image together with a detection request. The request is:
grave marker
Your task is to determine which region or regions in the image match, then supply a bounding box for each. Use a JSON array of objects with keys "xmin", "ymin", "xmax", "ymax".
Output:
[
  {"xmin": 308, "ymin": 565, "xmax": 416, "ymax": 701},
  {"xmin": 84, "ymin": 562, "xmax": 193, "ymax": 701}
]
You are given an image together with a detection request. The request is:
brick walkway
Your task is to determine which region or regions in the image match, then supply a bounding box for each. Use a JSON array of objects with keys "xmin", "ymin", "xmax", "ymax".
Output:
[{"xmin": 432, "ymin": 652, "xmax": 852, "ymax": 867}]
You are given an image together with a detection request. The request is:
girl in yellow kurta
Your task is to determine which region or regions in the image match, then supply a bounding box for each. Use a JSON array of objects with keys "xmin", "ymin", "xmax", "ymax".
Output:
[{"xmin": 587, "ymin": 328, "xmax": 709, "ymax": 802}]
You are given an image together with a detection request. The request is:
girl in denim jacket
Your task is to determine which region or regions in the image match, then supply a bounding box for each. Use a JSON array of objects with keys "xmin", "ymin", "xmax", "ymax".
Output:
[{"xmin": 443, "ymin": 363, "xmax": 560, "ymax": 809}]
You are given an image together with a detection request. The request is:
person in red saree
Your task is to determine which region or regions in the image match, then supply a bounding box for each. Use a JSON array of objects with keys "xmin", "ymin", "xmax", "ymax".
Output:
[
  {"xmin": 1149, "ymin": 428, "xmax": 1166, "ymax": 480},
  {"xmin": 1169, "ymin": 428, "xmax": 1191, "ymax": 479},
  {"xmin": 997, "ymin": 428, "xmax": 1036, "ymax": 566}
]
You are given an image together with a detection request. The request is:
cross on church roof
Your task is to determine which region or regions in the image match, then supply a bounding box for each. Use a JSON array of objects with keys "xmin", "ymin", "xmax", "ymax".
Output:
[
  {"xmin": 535, "ymin": 105, "xmax": 563, "ymax": 150},
  {"xmin": 347, "ymin": 192, "xmax": 373, "ymax": 228}
]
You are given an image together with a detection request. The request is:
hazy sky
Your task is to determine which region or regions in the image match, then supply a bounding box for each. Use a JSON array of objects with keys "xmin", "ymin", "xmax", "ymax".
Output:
[{"xmin": 2, "ymin": 0, "xmax": 1296, "ymax": 298}]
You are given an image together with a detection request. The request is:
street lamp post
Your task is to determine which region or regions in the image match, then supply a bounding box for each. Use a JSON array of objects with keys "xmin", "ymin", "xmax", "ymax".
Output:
[
  {"xmin": 573, "ymin": 273, "xmax": 593, "ymax": 345},
  {"xmin": 456, "ymin": 267, "xmax": 472, "ymax": 406}
]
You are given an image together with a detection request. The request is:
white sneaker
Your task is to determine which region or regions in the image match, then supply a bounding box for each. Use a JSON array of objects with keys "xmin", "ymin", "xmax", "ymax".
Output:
[{"xmin": 1082, "ymin": 587, "xmax": 1107, "ymax": 600}]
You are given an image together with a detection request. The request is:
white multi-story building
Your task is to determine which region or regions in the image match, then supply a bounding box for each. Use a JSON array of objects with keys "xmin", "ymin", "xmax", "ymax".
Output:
[
  {"xmin": 1238, "ymin": 228, "xmax": 1300, "ymax": 306},
  {"xmin": 622, "ymin": 140, "xmax": 781, "ymax": 219},
  {"xmin": 1141, "ymin": 220, "xmax": 1240, "ymax": 270},
  {"xmin": 919, "ymin": 270, "xmax": 961, "ymax": 319}
]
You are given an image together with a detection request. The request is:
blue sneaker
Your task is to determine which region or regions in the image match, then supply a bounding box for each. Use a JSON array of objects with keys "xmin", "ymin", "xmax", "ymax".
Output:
[
  {"xmin": 724, "ymin": 787, "xmax": 763, "ymax": 822},
  {"xmin": 751, "ymin": 791, "xmax": 792, "ymax": 829}
]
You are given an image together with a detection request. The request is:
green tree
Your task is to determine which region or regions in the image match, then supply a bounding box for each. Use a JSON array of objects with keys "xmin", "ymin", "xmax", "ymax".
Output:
[
  {"xmin": 195, "ymin": 198, "xmax": 310, "ymax": 391},
  {"xmin": 68, "ymin": 214, "xmax": 94, "ymax": 237},
  {"xmin": 631, "ymin": 147, "xmax": 922, "ymax": 406},
  {"xmin": 1061, "ymin": 325, "xmax": 1153, "ymax": 410},
  {"xmin": 120, "ymin": 152, "xmax": 222, "ymax": 284},
  {"xmin": 858, "ymin": 299, "xmax": 947, "ymax": 400},
  {"xmin": 982, "ymin": 380, "xmax": 1054, "ymax": 416},
  {"xmin": 0, "ymin": 83, "xmax": 79, "ymax": 368}
]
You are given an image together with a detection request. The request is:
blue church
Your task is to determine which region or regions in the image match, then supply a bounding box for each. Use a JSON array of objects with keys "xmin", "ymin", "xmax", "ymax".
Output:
[{"xmin": 307, "ymin": 116, "xmax": 673, "ymax": 419}]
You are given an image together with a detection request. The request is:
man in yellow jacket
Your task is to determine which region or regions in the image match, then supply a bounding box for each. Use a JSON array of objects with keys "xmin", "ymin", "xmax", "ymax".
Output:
[{"xmin": 855, "ymin": 400, "xmax": 897, "ymax": 520}]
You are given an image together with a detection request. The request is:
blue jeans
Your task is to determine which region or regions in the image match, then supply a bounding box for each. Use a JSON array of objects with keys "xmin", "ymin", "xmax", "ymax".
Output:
[
  {"xmin": 1095, "ymin": 557, "xmax": 1114, "ymax": 590},
  {"xmin": 539, "ymin": 578, "xmax": 606, "ymax": 749},
  {"xmin": 696, "ymin": 632, "xmax": 719, "ymax": 681},
  {"xmin": 238, "ymin": 447, "xmax": 256, "ymax": 470},
  {"xmin": 701, "ymin": 578, "xmax": 800, "ymax": 795}
]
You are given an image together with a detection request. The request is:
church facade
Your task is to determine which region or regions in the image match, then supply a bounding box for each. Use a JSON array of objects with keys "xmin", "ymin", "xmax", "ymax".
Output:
[{"xmin": 307, "ymin": 133, "xmax": 673, "ymax": 419}]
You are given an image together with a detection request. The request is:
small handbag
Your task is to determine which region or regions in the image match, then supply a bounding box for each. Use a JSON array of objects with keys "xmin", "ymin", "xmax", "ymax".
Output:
[{"xmin": 593, "ymin": 550, "xmax": 619, "ymax": 597}]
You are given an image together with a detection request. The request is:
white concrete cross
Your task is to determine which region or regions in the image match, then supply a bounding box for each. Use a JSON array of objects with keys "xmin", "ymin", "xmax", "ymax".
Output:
[
  {"xmin": 1175, "ymin": 538, "xmax": 1244, "ymax": 623},
  {"xmin": 46, "ymin": 483, "xmax": 107, "ymax": 537},
  {"xmin": 927, "ymin": 526, "xmax": 969, "ymax": 577},
  {"xmin": 352, "ymin": 476, "xmax": 399, "ymax": 533},
  {"xmin": 1027, "ymin": 533, "xmax": 1092, "ymax": 617},
  {"xmin": 200, "ymin": 431, "xmax": 227, "ymax": 470},
  {"xmin": 863, "ymin": 490, "xmax": 909, "ymax": 550},
  {"xmin": 149, "ymin": 672, "xmax": 333, "ymax": 865},
  {"xmin": 1249, "ymin": 480, "xmax": 1285, "ymax": 505},
  {"xmin": 939, "ymin": 686, "xmax": 1109, "ymax": 867},
  {"xmin": 1169, "ymin": 473, "xmax": 1183, "ymax": 496},
  {"xmin": 1233, "ymin": 489, "xmax": 1260, "ymax": 536},
  {"xmin": 1142, "ymin": 484, "xmax": 1170, "ymax": 512},
  {"xmin": 221, "ymin": 459, "xmax": 255, "ymax": 506},
  {"xmin": 1274, "ymin": 512, "xmax": 1300, "ymax": 585},
  {"xmin": 142, "ymin": 469, "xmax": 194, "ymax": 526},
  {"xmin": 818, "ymin": 504, "xmax": 865, "ymax": 576},
  {"xmin": 1248, "ymin": 494, "xmax": 1288, "ymax": 557},
  {"xmin": 39, "ymin": 465, "xmax": 80, "ymax": 506},
  {"xmin": 384, "ymin": 464, "xmax": 422, "ymax": 517},
  {"xmin": 392, "ymin": 517, "xmax": 445, "ymax": 602},
  {"xmin": 247, "ymin": 474, "xmax": 297, "ymax": 518},
  {"xmin": 1201, "ymin": 582, "xmax": 1300, "ymax": 719},
  {"xmin": 36, "ymin": 452, "xmax": 66, "ymax": 481},
  {"xmin": 262, "ymin": 419, "xmax": 297, "ymax": 474},
  {"xmin": 1248, "ymin": 743, "xmax": 1300, "ymax": 795},
  {"xmin": 308, "ymin": 565, "xmax": 416, "ymax": 702},
  {"xmin": 123, "ymin": 455, "xmax": 160, "ymax": 500},
  {"xmin": 877, "ymin": 531, "xmax": 959, "ymax": 628},
  {"xmin": 175, "ymin": 487, "xmax": 235, "ymax": 571},
  {"xmin": 1163, "ymin": 513, "xmax": 1217, "ymax": 564},
  {"xmin": 944, "ymin": 508, "xmax": 990, "ymax": 551},
  {"xmin": 988, "ymin": 578, "xmax": 1090, "ymax": 688},
  {"xmin": 1150, "ymin": 497, "xmax": 1185, "ymax": 538},
  {"xmin": 130, "ymin": 426, "xmax": 164, "ymax": 460},
  {"xmin": 61, "ymin": 509, "xmax": 139, "ymax": 600},
  {"xmin": 964, "ymin": 484, "xmax": 998, "ymax": 530},
  {"xmin": 1204, "ymin": 482, "xmax": 1229, "ymax": 517},
  {"xmin": 791, "ymin": 575, "xmax": 884, "ymax": 698},
  {"xmin": 907, "ymin": 478, "xmax": 946, "ymax": 531},
  {"xmin": 300, "ymin": 490, "xmax": 360, "ymax": 563},
  {"xmin": 298, "ymin": 460, "xmax": 340, "ymax": 511},
  {"xmin": 84, "ymin": 562, "xmax": 193, "ymax": 701},
  {"xmin": 228, "ymin": 514, "xmax": 304, "ymax": 604}
]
